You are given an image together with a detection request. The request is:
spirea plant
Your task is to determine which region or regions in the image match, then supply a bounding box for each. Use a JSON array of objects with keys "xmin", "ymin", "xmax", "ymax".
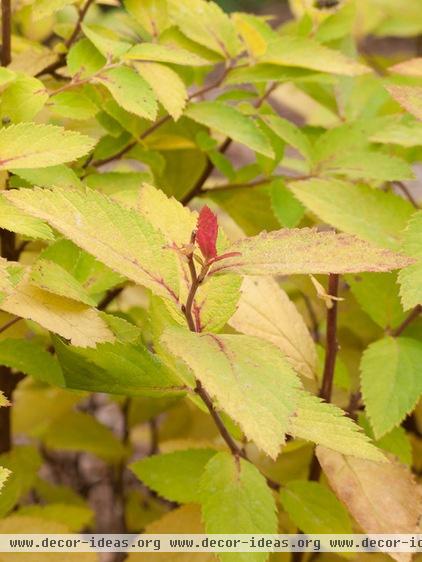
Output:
[{"xmin": 0, "ymin": 0, "xmax": 421, "ymax": 559}]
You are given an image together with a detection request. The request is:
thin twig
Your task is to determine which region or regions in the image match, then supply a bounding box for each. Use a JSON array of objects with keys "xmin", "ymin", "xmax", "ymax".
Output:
[
  {"xmin": 390, "ymin": 304, "xmax": 421, "ymax": 338},
  {"xmin": 393, "ymin": 181, "xmax": 419, "ymax": 209},
  {"xmin": 1, "ymin": 0, "xmax": 11, "ymax": 66},
  {"xmin": 0, "ymin": 316, "xmax": 21, "ymax": 335},
  {"xmin": 65, "ymin": 0, "xmax": 95, "ymax": 49}
]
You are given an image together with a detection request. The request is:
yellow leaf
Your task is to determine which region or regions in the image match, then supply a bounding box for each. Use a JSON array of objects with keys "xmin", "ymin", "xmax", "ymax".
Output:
[
  {"xmin": 317, "ymin": 446, "xmax": 422, "ymax": 562},
  {"xmin": 390, "ymin": 58, "xmax": 422, "ymax": 77},
  {"xmin": 229, "ymin": 276, "xmax": 318, "ymax": 380},
  {"xmin": 386, "ymin": 85, "xmax": 422, "ymax": 121}
]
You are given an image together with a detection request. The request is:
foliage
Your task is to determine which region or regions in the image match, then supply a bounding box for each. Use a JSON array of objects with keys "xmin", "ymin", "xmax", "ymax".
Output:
[{"xmin": 0, "ymin": 0, "xmax": 421, "ymax": 561}]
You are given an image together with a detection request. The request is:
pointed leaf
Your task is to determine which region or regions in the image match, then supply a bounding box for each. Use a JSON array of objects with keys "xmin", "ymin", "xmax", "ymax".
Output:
[
  {"xmin": 197, "ymin": 206, "xmax": 218, "ymax": 260},
  {"xmin": 386, "ymin": 85, "xmax": 422, "ymax": 121},
  {"xmin": 0, "ymin": 195, "xmax": 54, "ymax": 241},
  {"xmin": 124, "ymin": 43, "xmax": 209, "ymax": 66},
  {"xmin": 209, "ymin": 228, "xmax": 413, "ymax": 276},
  {"xmin": 161, "ymin": 327, "xmax": 302, "ymax": 459},
  {"xmin": 229, "ymin": 276, "xmax": 317, "ymax": 380},
  {"xmin": 398, "ymin": 211, "xmax": 422, "ymax": 310}
]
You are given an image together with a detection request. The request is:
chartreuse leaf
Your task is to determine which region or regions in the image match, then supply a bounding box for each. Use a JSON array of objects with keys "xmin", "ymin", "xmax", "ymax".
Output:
[
  {"xmin": 0, "ymin": 75, "xmax": 48, "ymax": 123},
  {"xmin": 0, "ymin": 124, "xmax": 96, "ymax": 170},
  {"xmin": 124, "ymin": 0, "xmax": 169, "ymax": 37},
  {"xmin": 133, "ymin": 62, "xmax": 187, "ymax": 120},
  {"xmin": 67, "ymin": 38, "xmax": 106, "ymax": 78},
  {"xmin": 232, "ymin": 13, "xmax": 275, "ymax": 57},
  {"xmin": 290, "ymin": 179, "xmax": 414, "ymax": 249},
  {"xmin": 370, "ymin": 117, "xmax": 422, "ymax": 147},
  {"xmin": 398, "ymin": 211, "xmax": 422, "ymax": 310},
  {"xmin": 261, "ymin": 115, "xmax": 313, "ymax": 162},
  {"xmin": 386, "ymin": 85, "xmax": 422, "ymax": 121},
  {"xmin": 123, "ymin": 43, "xmax": 209, "ymax": 66},
  {"xmin": 317, "ymin": 447, "xmax": 422, "ymax": 540},
  {"xmin": 261, "ymin": 36, "xmax": 369, "ymax": 76},
  {"xmin": 280, "ymin": 481, "xmax": 352, "ymax": 534},
  {"xmin": 0, "ymin": 265, "xmax": 114, "ymax": 348},
  {"xmin": 185, "ymin": 101, "xmax": 274, "ymax": 158},
  {"xmin": 288, "ymin": 393, "xmax": 384, "ymax": 461},
  {"xmin": 361, "ymin": 337, "xmax": 422, "ymax": 439},
  {"xmin": 0, "ymin": 195, "xmax": 54, "ymax": 241},
  {"xmin": 131, "ymin": 449, "xmax": 216, "ymax": 503},
  {"xmin": 42, "ymin": 411, "xmax": 126, "ymax": 463},
  {"xmin": 94, "ymin": 66, "xmax": 158, "ymax": 120},
  {"xmin": 5, "ymin": 186, "xmax": 180, "ymax": 304},
  {"xmin": 138, "ymin": 184, "xmax": 241, "ymax": 332},
  {"xmin": 11, "ymin": 165, "xmax": 82, "ymax": 189},
  {"xmin": 30, "ymin": 259, "xmax": 96, "ymax": 306},
  {"xmin": 168, "ymin": 0, "xmax": 241, "ymax": 58},
  {"xmin": 17, "ymin": 503, "xmax": 93, "ymax": 532},
  {"xmin": 271, "ymin": 180, "xmax": 305, "ymax": 228},
  {"xmin": 39, "ymin": 239, "xmax": 122, "ymax": 302},
  {"xmin": 347, "ymin": 272, "xmax": 406, "ymax": 329},
  {"xmin": 81, "ymin": 24, "xmax": 131, "ymax": 58},
  {"xmin": 358, "ymin": 413, "xmax": 412, "ymax": 465},
  {"xmin": 229, "ymin": 276, "xmax": 318, "ymax": 380},
  {"xmin": 0, "ymin": 447, "xmax": 42, "ymax": 517},
  {"xmin": 31, "ymin": 0, "xmax": 77, "ymax": 20},
  {"xmin": 199, "ymin": 452, "xmax": 277, "ymax": 562},
  {"xmin": 54, "ymin": 336, "xmax": 183, "ymax": 397},
  {"xmin": 209, "ymin": 228, "xmax": 413, "ymax": 277},
  {"xmin": 161, "ymin": 327, "xmax": 302, "ymax": 459},
  {"xmin": 0, "ymin": 467, "xmax": 10, "ymax": 494},
  {"xmin": 50, "ymin": 91, "xmax": 98, "ymax": 121},
  {"xmin": 0, "ymin": 339, "xmax": 64, "ymax": 386}
]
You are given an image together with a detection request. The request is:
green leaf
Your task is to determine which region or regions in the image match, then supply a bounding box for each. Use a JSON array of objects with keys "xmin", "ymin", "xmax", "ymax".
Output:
[
  {"xmin": 185, "ymin": 101, "xmax": 274, "ymax": 158},
  {"xmin": 398, "ymin": 211, "xmax": 422, "ymax": 310},
  {"xmin": 271, "ymin": 179, "xmax": 305, "ymax": 228},
  {"xmin": 133, "ymin": 62, "xmax": 187, "ymax": 120},
  {"xmin": 199, "ymin": 452, "xmax": 277, "ymax": 562},
  {"xmin": 0, "ymin": 195, "xmax": 54, "ymax": 241},
  {"xmin": 42, "ymin": 411, "xmax": 127, "ymax": 463},
  {"xmin": 261, "ymin": 36, "xmax": 369, "ymax": 76},
  {"xmin": 370, "ymin": 117, "xmax": 422, "ymax": 147},
  {"xmin": 131, "ymin": 449, "xmax": 216, "ymax": 503},
  {"xmin": 0, "ymin": 339, "xmax": 64, "ymax": 386},
  {"xmin": 11, "ymin": 165, "xmax": 82, "ymax": 189},
  {"xmin": 262, "ymin": 115, "xmax": 312, "ymax": 162},
  {"xmin": 229, "ymin": 276, "xmax": 317, "ymax": 380},
  {"xmin": 81, "ymin": 24, "xmax": 131, "ymax": 59},
  {"xmin": 358, "ymin": 413, "xmax": 412, "ymax": 465},
  {"xmin": 347, "ymin": 272, "xmax": 406, "ymax": 329},
  {"xmin": 0, "ymin": 124, "xmax": 96, "ymax": 170},
  {"xmin": 361, "ymin": 336, "xmax": 422, "ymax": 439},
  {"xmin": 5, "ymin": 186, "xmax": 181, "ymax": 304},
  {"xmin": 50, "ymin": 91, "xmax": 98, "ymax": 121},
  {"xmin": 290, "ymin": 179, "xmax": 414, "ymax": 249},
  {"xmin": 209, "ymin": 228, "xmax": 413, "ymax": 277},
  {"xmin": 161, "ymin": 327, "xmax": 302, "ymax": 459},
  {"xmin": 54, "ymin": 337, "xmax": 182, "ymax": 397},
  {"xmin": 123, "ymin": 43, "xmax": 209, "ymax": 66},
  {"xmin": 280, "ymin": 480, "xmax": 352, "ymax": 534},
  {"xmin": 168, "ymin": 0, "xmax": 241, "ymax": 58},
  {"xmin": 31, "ymin": 0, "xmax": 76, "ymax": 19},
  {"xmin": 288, "ymin": 393, "xmax": 384, "ymax": 461},
  {"xmin": 94, "ymin": 66, "xmax": 158, "ymax": 121},
  {"xmin": 67, "ymin": 38, "xmax": 106, "ymax": 78},
  {"xmin": 0, "ymin": 75, "xmax": 48, "ymax": 123},
  {"xmin": 30, "ymin": 259, "xmax": 96, "ymax": 306}
]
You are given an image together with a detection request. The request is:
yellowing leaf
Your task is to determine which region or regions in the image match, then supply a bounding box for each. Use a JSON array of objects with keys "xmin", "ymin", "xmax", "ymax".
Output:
[
  {"xmin": 134, "ymin": 62, "xmax": 187, "ymax": 120},
  {"xmin": 290, "ymin": 179, "xmax": 414, "ymax": 249},
  {"xmin": 398, "ymin": 211, "xmax": 422, "ymax": 310},
  {"xmin": 289, "ymin": 393, "xmax": 385, "ymax": 461},
  {"xmin": 124, "ymin": 43, "xmax": 209, "ymax": 66},
  {"xmin": 185, "ymin": 101, "xmax": 274, "ymax": 158},
  {"xmin": 0, "ymin": 273, "xmax": 113, "ymax": 348},
  {"xmin": 0, "ymin": 195, "xmax": 54, "ymax": 241},
  {"xmin": 5, "ymin": 187, "xmax": 180, "ymax": 304},
  {"xmin": 168, "ymin": 0, "xmax": 241, "ymax": 58},
  {"xmin": 0, "ymin": 124, "xmax": 95, "ymax": 170},
  {"xmin": 386, "ymin": 85, "xmax": 422, "ymax": 121},
  {"xmin": 199, "ymin": 453, "xmax": 277, "ymax": 554},
  {"xmin": 81, "ymin": 24, "xmax": 131, "ymax": 58},
  {"xmin": 17, "ymin": 503, "xmax": 93, "ymax": 532},
  {"xmin": 209, "ymin": 228, "xmax": 413, "ymax": 276},
  {"xmin": 161, "ymin": 327, "xmax": 302, "ymax": 459},
  {"xmin": 361, "ymin": 337, "xmax": 422, "ymax": 439},
  {"xmin": 124, "ymin": 0, "xmax": 169, "ymax": 38},
  {"xmin": 0, "ymin": 75, "xmax": 48, "ymax": 123},
  {"xmin": 94, "ymin": 66, "xmax": 158, "ymax": 120},
  {"xmin": 262, "ymin": 114, "xmax": 313, "ymax": 162},
  {"xmin": 0, "ymin": 467, "xmax": 10, "ymax": 493},
  {"xmin": 317, "ymin": 446, "xmax": 422, "ymax": 562},
  {"xmin": 261, "ymin": 36, "xmax": 369, "ymax": 76},
  {"xmin": 229, "ymin": 276, "xmax": 317, "ymax": 380},
  {"xmin": 390, "ymin": 57, "xmax": 422, "ymax": 77}
]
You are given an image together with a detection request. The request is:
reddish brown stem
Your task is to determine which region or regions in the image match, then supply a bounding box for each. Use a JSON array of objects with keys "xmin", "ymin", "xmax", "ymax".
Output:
[
  {"xmin": 394, "ymin": 181, "xmax": 419, "ymax": 209},
  {"xmin": 1, "ymin": 0, "xmax": 11, "ymax": 66},
  {"xmin": 390, "ymin": 304, "xmax": 421, "ymax": 337}
]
